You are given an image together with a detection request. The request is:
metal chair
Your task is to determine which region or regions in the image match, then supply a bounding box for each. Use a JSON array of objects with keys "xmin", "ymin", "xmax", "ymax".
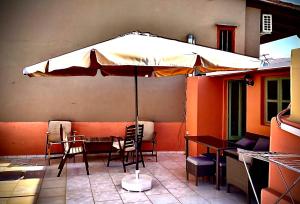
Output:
[
  {"xmin": 107, "ymin": 124, "xmax": 144, "ymax": 172},
  {"xmin": 45, "ymin": 120, "xmax": 77, "ymax": 165},
  {"xmin": 139, "ymin": 121, "xmax": 158, "ymax": 162},
  {"xmin": 57, "ymin": 124, "xmax": 89, "ymax": 177}
]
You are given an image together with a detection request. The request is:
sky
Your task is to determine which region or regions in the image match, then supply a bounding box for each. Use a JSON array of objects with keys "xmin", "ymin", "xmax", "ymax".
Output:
[
  {"xmin": 260, "ymin": 35, "xmax": 300, "ymax": 59},
  {"xmin": 281, "ymin": 0, "xmax": 300, "ymax": 5}
]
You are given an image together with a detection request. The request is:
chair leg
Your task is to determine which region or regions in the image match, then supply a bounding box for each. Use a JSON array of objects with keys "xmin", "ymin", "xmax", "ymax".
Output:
[
  {"xmin": 122, "ymin": 152, "xmax": 126, "ymax": 172},
  {"xmin": 45, "ymin": 143, "xmax": 48, "ymax": 160},
  {"xmin": 151, "ymin": 141, "xmax": 154, "ymax": 156},
  {"xmin": 107, "ymin": 152, "xmax": 111, "ymax": 167},
  {"xmin": 132, "ymin": 151, "xmax": 135, "ymax": 163},
  {"xmin": 153, "ymin": 141, "xmax": 158, "ymax": 162},
  {"xmin": 58, "ymin": 154, "xmax": 65, "ymax": 170},
  {"xmin": 83, "ymin": 152, "xmax": 89, "ymax": 175},
  {"xmin": 57, "ymin": 155, "xmax": 67, "ymax": 177},
  {"xmin": 47, "ymin": 146, "xmax": 51, "ymax": 166},
  {"xmin": 140, "ymin": 150, "xmax": 145, "ymax": 167},
  {"xmin": 227, "ymin": 184, "xmax": 231, "ymax": 193},
  {"xmin": 107, "ymin": 140, "xmax": 115, "ymax": 167}
]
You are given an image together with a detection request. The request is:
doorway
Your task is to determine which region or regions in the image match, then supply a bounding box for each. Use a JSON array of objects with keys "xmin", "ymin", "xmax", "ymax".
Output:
[{"xmin": 228, "ymin": 80, "xmax": 246, "ymax": 140}]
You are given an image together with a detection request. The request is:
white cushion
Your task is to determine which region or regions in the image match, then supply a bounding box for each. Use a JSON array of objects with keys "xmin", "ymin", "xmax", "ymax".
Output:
[
  {"xmin": 113, "ymin": 141, "xmax": 135, "ymax": 152},
  {"xmin": 138, "ymin": 121, "xmax": 154, "ymax": 141},
  {"xmin": 48, "ymin": 121, "xmax": 71, "ymax": 142},
  {"xmin": 69, "ymin": 147, "xmax": 83, "ymax": 154},
  {"xmin": 187, "ymin": 156, "xmax": 214, "ymax": 166}
]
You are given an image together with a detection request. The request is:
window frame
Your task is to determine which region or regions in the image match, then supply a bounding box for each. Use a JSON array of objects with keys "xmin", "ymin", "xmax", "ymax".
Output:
[
  {"xmin": 264, "ymin": 77, "xmax": 290, "ymax": 124},
  {"xmin": 216, "ymin": 25, "xmax": 236, "ymax": 53}
]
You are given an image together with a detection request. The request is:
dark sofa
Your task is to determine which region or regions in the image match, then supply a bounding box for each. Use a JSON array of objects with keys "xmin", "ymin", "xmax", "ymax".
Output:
[{"xmin": 225, "ymin": 133, "xmax": 270, "ymax": 204}]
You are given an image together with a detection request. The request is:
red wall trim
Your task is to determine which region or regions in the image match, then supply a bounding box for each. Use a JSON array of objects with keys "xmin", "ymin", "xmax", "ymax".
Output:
[
  {"xmin": 0, "ymin": 122, "xmax": 185, "ymax": 156},
  {"xmin": 216, "ymin": 25, "xmax": 236, "ymax": 53}
]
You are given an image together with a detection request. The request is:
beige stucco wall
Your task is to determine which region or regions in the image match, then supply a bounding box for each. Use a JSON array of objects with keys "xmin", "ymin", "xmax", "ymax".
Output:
[
  {"xmin": 245, "ymin": 7, "xmax": 261, "ymax": 57},
  {"xmin": 290, "ymin": 48, "xmax": 300, "ymax": 123},
  {"xmin": 0, "ymin": 0, "xmax": 253, "ymax": 122}
]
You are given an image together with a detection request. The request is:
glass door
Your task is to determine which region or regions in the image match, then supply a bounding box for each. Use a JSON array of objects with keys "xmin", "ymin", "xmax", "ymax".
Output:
[{"xmin": 228, "ymin": 80, "xmax": 246, "ymax": 140}]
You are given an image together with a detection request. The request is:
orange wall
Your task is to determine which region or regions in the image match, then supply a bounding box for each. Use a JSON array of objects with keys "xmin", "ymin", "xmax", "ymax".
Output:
[
  {"xmin": 186, "ymin": 77, "xmax": 223, "ymax": 155},
  {"xmin": 246, "ymin": 73, "xmax": 269, "ymax": 136},
  {"xmin": 218, "ymin": 70, "xmax": 290, "ymax": 138},
  {"xmin": 186, "ymin": 77, "xmax": 199, "ymax": 137},
  {"xmin": 0, "ymin": 122, "xmax": 47, "ymax": 155},
  {"xmin": 0, "ymin": 122, "xmax": 185, "ymax": 156},
  {"xmin": 246, "ymin": 70, "xmax": 290, "ymax": 136},
  {"xmin": 261, "ymin": 118, "xmax": 300, "ymax": 203},
  {"xmin": 2, "ymin": 70, "xmax": 290, "ymax": 156},
  {"xmin": 185, "ymin": 70, "xmax": 289, "ymax": 154},
  {"xmin": 186, "ymin": 77, "xmax": 200, "ymax": 156},
  {"xmin": 197, "ymin": 77, "xmax": 223, "ymax": 138}
]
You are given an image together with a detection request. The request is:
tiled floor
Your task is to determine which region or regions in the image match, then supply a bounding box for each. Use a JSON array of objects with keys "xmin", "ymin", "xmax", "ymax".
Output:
[{"xmin": 0, "ymin": 153, "xmax": 247, "ymax": 204}]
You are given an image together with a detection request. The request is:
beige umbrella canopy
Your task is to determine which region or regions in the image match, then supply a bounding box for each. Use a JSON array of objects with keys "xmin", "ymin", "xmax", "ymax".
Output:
[
  {"xmin": 23, "ymin": 32, "xmax": 259, "ymax": 173},
  {"xmin": 23, "ymin": 32, "xmax": 260, "ymax": 77},
  {"xmin": 23, "ymin": 32, "xmax": 260, "ymax": 191}
]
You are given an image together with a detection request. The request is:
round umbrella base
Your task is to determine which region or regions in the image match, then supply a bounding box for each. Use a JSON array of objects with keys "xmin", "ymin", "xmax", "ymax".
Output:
[{"xmin": 122, "ymin": 171, "xmax": 152, "ymax": 192}]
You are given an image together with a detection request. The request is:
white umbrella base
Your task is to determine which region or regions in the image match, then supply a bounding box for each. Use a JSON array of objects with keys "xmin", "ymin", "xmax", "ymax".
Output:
[{"xmin": 122, "ymin": 171, "xmax": 152, "ymax": 192}]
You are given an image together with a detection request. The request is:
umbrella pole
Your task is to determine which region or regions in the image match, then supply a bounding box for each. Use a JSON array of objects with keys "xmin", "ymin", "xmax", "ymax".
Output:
[{"xmin": 134, "ymin": 66, "xmax": 139, "ymax": 172}]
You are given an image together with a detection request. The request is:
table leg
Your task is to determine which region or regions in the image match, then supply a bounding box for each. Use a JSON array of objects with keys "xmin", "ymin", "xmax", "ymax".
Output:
[
  {"xmin": 216, "ymin": 149, "xmax": 220, "ymax": 190},
  {"xmin": 185, "ymin": 138, "xmax": 189, "ymax": 181},
  {"xmin": 185, "ymin": 138, "xmax": 189, "ymax": 159}
]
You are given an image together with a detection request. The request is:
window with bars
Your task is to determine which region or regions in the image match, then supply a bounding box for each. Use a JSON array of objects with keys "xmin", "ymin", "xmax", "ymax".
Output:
[
  {"xmin": 265, "ymin": 78, "xmax": 290, "ymax": 123},
  {"xmin": 217, "ymin": 25, "xmax": 236, "ymax": 53}
]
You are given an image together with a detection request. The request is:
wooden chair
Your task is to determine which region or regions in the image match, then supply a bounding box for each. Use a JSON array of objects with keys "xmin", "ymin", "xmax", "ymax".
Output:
[
  {"xmin": 107, "ymin": 124, "xmax": 144, "ymax": 172},
  {"xmin": 57, "ymin": 124, "xmax": 89, "ymax": 177},
  {"xmin": 139, "ymin": 121, "xmax": 158, "ymax": 162},
  {"xmin": 45, "ymin": 120, "xmax": 77, "ymax": 165}
]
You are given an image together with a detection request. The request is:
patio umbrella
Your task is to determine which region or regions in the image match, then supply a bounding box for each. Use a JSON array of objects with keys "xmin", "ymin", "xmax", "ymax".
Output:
[{"xmin": 23, "ymin": 32, "xmax": 260, "ymax": 191}]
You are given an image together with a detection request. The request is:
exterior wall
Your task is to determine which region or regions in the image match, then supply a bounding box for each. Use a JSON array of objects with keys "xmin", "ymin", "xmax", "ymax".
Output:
[
  {"xmin": 0, "ymin": 122, "xmax": 185, "ymax": 156},
  {"xmin": 0, "ymin": 0, "xmax": 259, "ymax": 154},
  {"xmin": 261, "ymin": 118, "xmax": 300, "ymax": 203},
  {"xmin": 186, "ymin": 77, "xmax": 200, "ymax": 156},
  {"xmin": 186, "ymin": 77, "xmax": 224, "ymax": 155},
  {"xmin": 246, "ymin": 70, "xmax": 290, "ymax": 136},
  {"xmin": 261, "ymin": 49, "xmax": 300, "ymax": 204},
  {"xmin": 245, "ymin": 7, "xmax": 261, "ymax": 57},
  {"xmin": 202, "ymin": 69, "xmax": 290, "ymax": 140},
  {"xmin": 290, "ymin": 48, "xmax": 300, "ymax": 123},
  {"xmin": 197, "ymin": 77, "xmax": 224, "ymax": 138},
  {"xmin": 0, "ymin": 0, "xmax": 249, "ymax": 123},
  {"xmin": 0, "ymin": 75, "xmax": 187, "ymax": 123},
  {"xmin": 246, "ymin": 73, "xmax": 270, "ymax": 136}
]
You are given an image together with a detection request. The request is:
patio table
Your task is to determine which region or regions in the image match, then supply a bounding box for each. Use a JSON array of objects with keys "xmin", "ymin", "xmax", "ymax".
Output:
[
  {"xmin": 185, "ymin": 135, "xmax": 236, "ymax": 190},
  {"xmin": 84, "ymin": 136, "xmax": 113, "ymax": 154}
]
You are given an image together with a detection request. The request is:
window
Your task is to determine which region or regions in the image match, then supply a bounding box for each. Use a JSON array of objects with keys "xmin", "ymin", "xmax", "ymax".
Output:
[
  {"xmin": 265, "ymin": 78, "xmax": 290, "ymax": 123},
  {"xmin": 217, "ymin": 25, "xmax": 236, "ymax": 52}
]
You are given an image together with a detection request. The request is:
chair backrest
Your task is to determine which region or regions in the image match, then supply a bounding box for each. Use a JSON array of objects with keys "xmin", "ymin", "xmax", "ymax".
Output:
[
  {"xmin": 47, "ymin": 120, "xmax": 71, "ymax": 143},
  {"xmin": 124, "ymin": 124, "xmax": 144, "ymax": 150},
  {"xmin": 59, "ymin": 124, "xmax": 70, "ymax": 152},
  {"xmin": 138, "ymin": 121, "xmax": 154, "ymax": 141}
]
